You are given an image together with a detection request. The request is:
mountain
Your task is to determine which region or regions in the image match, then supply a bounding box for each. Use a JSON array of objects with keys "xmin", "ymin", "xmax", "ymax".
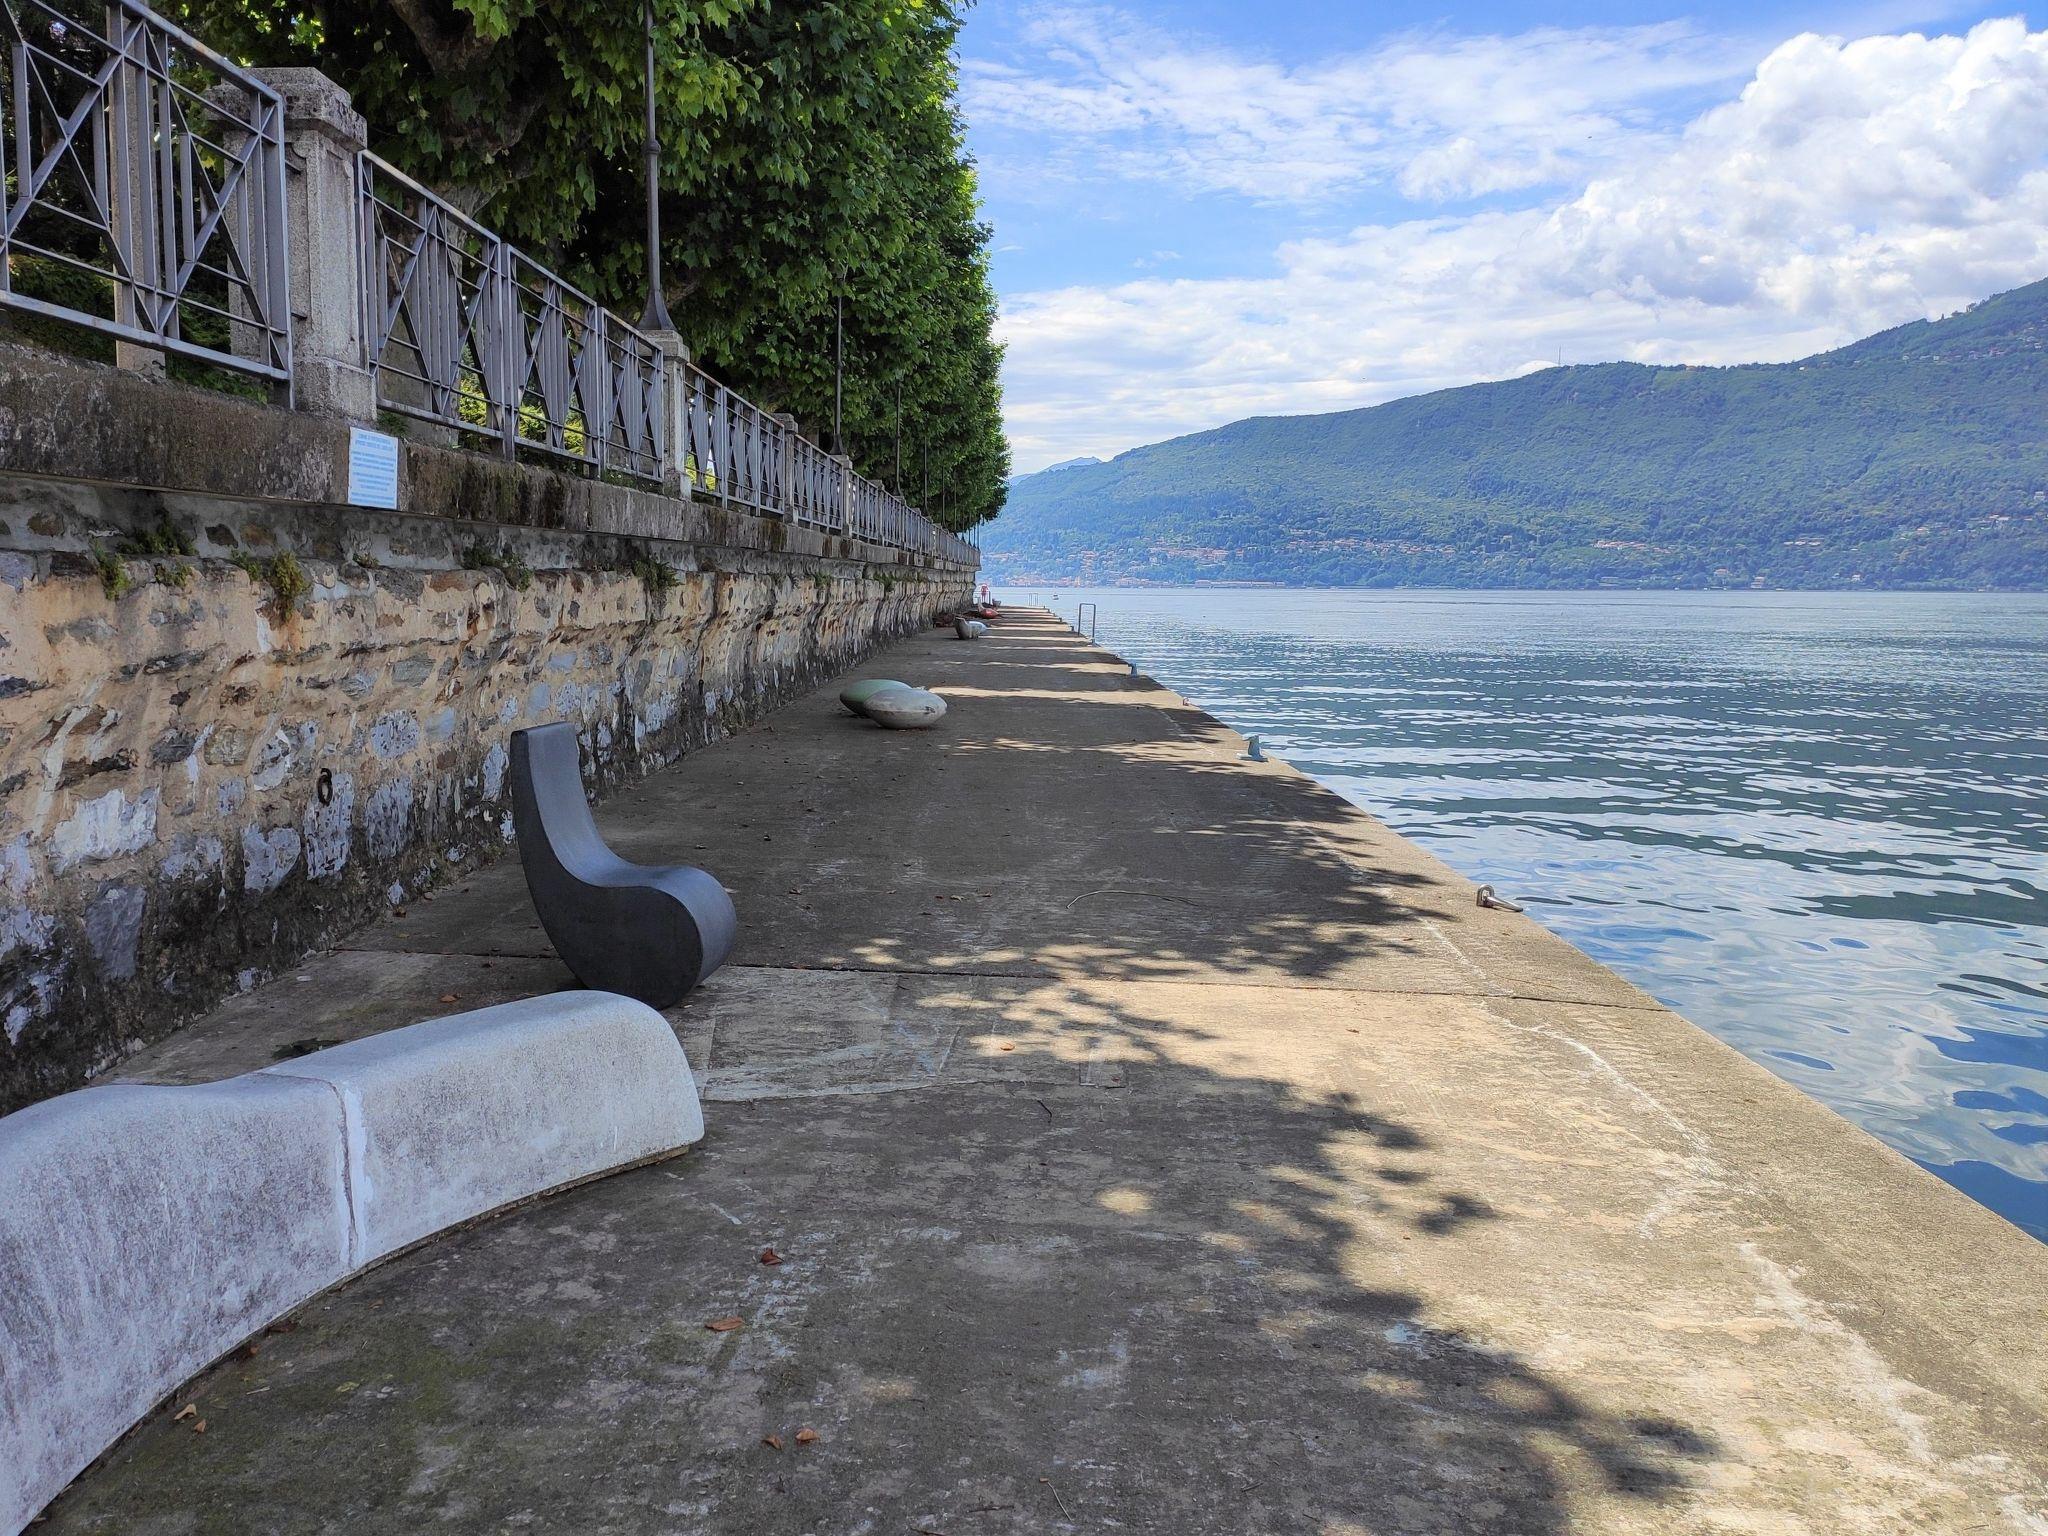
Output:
[
  {"xmin": 1008, "ymin": 455, "xmax": 1102, "ymax": 484},
  {"xmin": 985, "ymin": 279, "xmax": 2048, "ymax": 590}
]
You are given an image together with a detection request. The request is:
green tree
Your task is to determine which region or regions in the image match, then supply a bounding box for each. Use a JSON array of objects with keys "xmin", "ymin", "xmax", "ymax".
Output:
[{"xmin": 173, "ymin": 0, "xmax": 1007, "ymax": 526}]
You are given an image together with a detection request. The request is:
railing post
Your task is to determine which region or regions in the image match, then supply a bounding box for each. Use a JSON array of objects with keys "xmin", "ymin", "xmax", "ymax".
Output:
[
  {"xmin": 104, "ymin": 5, "xmax": 164, "ymax": 380},
  {"xmin": 494, "ymin": 240, "xmax": 518, "ymax": 458},
  {"xmin": 772, "ymin": 414, "xmax": 799, "ymax": 520},
  {"xmin": 647, "ymin": 329, "xmax": 689, "ymax": 498},
  {"xmin": 833, "ymin": 454, "xmax": 854, "ymax": 537},
  {"xmin": 588, "ymin": 308, "xmax": 613, "ymax": 475},
  {"xmin": 247, "ymin": 68, "xmax": 375, "ymax": 420},
  {"xmin": 713, "ymin": 382, "xmax": 733, "ymax": 507}
]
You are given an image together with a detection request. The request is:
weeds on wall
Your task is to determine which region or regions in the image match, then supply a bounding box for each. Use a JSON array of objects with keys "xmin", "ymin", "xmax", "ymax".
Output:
[
  {"xmin": 626, "ymin": 542, "xmax": 678, "ymax": 596},
  {"xmin": 460, "ymin": 541, "xmax": 535, "ymax": 591},
  {"xmin": 269, "ymin": 553, "xmax": 311, "ymax": 607},
  {"xmin": 90, "ymin": 541, "xmax": 132, "ymax": 600},
  {"xmin": 230, "ymin": 550, "xmax": 310, "ymax": 611},
  {"xmin": 634, "ymin": 555, "xmax": 678, "ymax": 595},
  {"xmin": 120, "ymin": 516, "xmax": 196, "ymax": 560},
  {"xmin": 91, "ymin": 518, "xmax": 199, "ymax": 599}
]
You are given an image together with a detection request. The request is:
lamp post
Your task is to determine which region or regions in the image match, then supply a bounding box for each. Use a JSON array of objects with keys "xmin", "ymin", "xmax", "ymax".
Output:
[{"xmin": 639, "ymin": 0, "xmax": 674, "ymax": 335}]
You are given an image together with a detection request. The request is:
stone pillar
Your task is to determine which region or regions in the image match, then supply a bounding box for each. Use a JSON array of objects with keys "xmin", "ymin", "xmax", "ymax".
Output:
[
  {"xmin": 647, "ymin": 329, "xmax": 689, "ymax": 500},
  {"xmin": 250, "ymin": 68, "xmax": 376, "ymax": 421}
]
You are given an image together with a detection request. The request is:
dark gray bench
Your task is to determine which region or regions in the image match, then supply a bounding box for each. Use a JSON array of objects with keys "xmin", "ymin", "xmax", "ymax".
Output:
[{"xmin": 509, "ymin": 722, "xmax": 736, "ymax": 1008}]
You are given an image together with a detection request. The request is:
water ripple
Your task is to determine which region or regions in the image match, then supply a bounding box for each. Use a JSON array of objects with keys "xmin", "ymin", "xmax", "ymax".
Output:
[{"xmin": 1013, "ymin": 587, "xmax": 2048, "ymax": 1243}]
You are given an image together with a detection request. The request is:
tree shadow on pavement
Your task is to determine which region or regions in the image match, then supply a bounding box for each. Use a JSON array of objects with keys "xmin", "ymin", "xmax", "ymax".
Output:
[{"xmin": 43, "ymin": 953, "xmax": 1724, "ymax": 1536}]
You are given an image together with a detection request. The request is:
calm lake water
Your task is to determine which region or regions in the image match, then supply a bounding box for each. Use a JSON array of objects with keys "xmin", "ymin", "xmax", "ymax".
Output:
[{"xmin": 1000, "ymin": 586, "xmax": 2048, "ymax": 1241}]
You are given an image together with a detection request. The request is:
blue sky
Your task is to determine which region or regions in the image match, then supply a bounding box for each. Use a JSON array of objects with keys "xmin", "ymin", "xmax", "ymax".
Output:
[{"xmin": 957, "ymin": 2, "xmax": 2048, "ymax": 469}]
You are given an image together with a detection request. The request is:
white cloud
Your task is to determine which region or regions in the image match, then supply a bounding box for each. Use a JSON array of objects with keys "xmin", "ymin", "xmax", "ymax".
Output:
[
  {"xmin": 965, "ymin": 7, "xmax": 1753, "ymax": 205},
  {"xmin": 995, "ymin": 18, "xmax": 2048, "ymax": 471}
]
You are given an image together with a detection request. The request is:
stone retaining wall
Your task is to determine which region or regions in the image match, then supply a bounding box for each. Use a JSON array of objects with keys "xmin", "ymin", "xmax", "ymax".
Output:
[{"xmin": 0, "ymin": 348, "xmax": 975, "ymax": 1110}]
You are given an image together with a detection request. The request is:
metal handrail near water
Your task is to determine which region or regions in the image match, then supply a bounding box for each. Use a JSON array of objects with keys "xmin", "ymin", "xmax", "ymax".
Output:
[
  {"xmin": 0, "ymin": 0, "xmax": 292, "ymax": 382},
  {"xmin": 1077, "ymin": 602, "xmax": 1098, "ymax": 640}
]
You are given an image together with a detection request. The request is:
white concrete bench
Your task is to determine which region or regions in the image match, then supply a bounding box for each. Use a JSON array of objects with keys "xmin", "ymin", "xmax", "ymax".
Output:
[{"xmin": 0, "ymin": 991, "xmax": 700, "ymax": 1535}]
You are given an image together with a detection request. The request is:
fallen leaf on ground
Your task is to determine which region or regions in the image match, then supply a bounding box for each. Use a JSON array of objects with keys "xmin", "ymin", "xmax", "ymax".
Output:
[
  {"xmin": 704, "ymin": 1316, "xmax": 745, "ymax": 1333},
  {"xmin": 998, "ymin": 1042, "xmax": 1016, "ymax": 1052},
  {"xmin": 191, "ymin": 1420, "xmax": 207, "ymax": 1434},
  {"xmin": 439, "ymin": 993, "xmax": 459, "ymax": 1004},
  {"xmin": 759, "ymin": 1247, "xmax": 783, "ymax": 1266},
  {"xmin": 173, "ymin": 1404, "xmax": 196, "ymax": 1422},
  {"xmin": 795, "ymin": 1428, "xmax": 819, "ymax": 1444},
  {"xmin": 761, "ymin": 1434, "xmax": 784, "ymax": 1450}
]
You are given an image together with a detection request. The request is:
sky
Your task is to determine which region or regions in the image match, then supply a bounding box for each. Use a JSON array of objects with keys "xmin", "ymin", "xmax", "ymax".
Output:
[{"xmin": 957, "ymin": 2, "xmax": 2048, "ymax": 471}]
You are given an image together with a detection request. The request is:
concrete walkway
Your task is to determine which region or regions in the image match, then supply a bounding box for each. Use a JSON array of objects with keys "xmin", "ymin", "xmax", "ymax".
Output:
[{"xmin": 47, "ymin": 608, "xmax": 2048, "ymax": 1534}]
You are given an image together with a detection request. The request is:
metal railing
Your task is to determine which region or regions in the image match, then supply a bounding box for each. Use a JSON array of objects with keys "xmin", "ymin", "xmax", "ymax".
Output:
[
  {"xmin": 677, "ymin": 353, "xmax": 978, "ymax": 563},
  {"xmin": 0, "ymin": 0, "xmax": 290, "ymax": 380},
  {"xmin": 359, "ymin": 152, "xmax": 664, "ymax": 483},
  {"xmin": 677, "ymin": 357, "xmax": 781, "ymax": 511},
  {"xmin": 0, "ymin": 0, "xmax": 975, "ymax": 565}
]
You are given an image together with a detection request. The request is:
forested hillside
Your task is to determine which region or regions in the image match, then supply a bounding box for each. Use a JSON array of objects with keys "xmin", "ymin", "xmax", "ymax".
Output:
[{"xmin": 986, "ymin": 279, "xmax": 2048, "ymax": 587}]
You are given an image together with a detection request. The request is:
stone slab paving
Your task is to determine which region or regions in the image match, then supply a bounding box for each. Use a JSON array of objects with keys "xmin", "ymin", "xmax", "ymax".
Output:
[{"xmin": 42, "ymin": 608, "xmax": 2048, "ymax": 1535}]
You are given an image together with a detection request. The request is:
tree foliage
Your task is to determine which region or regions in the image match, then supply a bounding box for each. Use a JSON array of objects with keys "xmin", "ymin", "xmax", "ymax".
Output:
[
  {"xmin": 986, "ymin": 278, "xmax": 2048, "ymax": 590},
  {"xmin": 175, "ymin": 0, "xmax": 1007, "ymax": 526}
]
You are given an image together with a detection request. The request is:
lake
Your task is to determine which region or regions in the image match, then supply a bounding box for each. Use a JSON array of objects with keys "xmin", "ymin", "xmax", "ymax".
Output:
[{"xmin": 998, "ymin": 586, "xmax": 2048, "ymax": 1242}]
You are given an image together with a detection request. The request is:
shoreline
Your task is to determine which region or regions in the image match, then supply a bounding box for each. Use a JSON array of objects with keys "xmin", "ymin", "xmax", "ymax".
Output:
[{"xmin": 1013, "ymin": 592, "xmax": 2048, "ymax": 1245}]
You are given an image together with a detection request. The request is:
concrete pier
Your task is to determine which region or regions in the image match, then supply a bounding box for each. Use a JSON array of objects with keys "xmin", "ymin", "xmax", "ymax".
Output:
[{"xmin": 40, "ymin": 609, "xmax": 2048, "ymax": 1534}]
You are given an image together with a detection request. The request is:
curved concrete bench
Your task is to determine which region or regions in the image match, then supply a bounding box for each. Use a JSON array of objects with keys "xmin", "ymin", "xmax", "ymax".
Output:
[
  {"xmin": 511, "ymin": 721, "xmax": 737, "ymax": 1009},
  {"xmin": 265, "ymin": 992, "xmax": 703, "ymax": 1263},
  {"xmin": 0, "ymin": 1076, "xmax": 350, "ymax": 1536},
  {"xmin": 0, "ymin": 990, "xmax": 700, "ymax": 1535}
]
